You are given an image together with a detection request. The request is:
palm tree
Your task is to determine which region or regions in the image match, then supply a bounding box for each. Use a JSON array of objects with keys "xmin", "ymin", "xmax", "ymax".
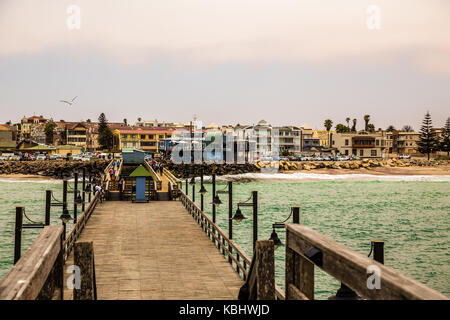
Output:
[
  {"xmin": 351, "ymin": 119, "xmax": 357, "ymax": 132},
  {"xmin": 123, "ymin": 118, "xmax": 128, "ymax": 125},
  {"xmin": 324, "ymin": 119, "xmax": 333, "ymax": 147},
  {"xmin": 363, "ymin": 115, "xmax": 370, "ymax": 131},
  {"xmin": 137, "ymin": 117, "xmax": 142, "ymax": 122},
  {"xmin": 402, "ymin": 125, "xmax": 413, "ymax": 132},
  {"xmin": 324, "ymin": 119, "xmax": 333, "ymax": 131},
  {"xmin": 346, "ymin": 117, "xmax": 350, "ymax": 129},
  {"xmin": 386, "ymin": 125, "xmax": 396, "ymax": 132}
]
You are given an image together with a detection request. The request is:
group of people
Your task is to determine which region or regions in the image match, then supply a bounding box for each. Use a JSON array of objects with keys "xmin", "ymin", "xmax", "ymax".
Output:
[
  {"xmin": 109, "ymin": 159, "xmax": 121, "ymax": 182},
  {"xmin": 151, "ymin": 160, "xmax": 164, "ymax": 176}
]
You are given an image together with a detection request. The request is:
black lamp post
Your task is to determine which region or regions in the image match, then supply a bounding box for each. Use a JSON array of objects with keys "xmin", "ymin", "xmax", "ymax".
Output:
[
  {"xmin": 266, "ymin": 207, "xmax": 300, "ymax": 250},
  {"xmin": 232, "ymin": 190, "xmax": 258, "ymax": 251},
  {"xmin": 189, "ymin": 176, "xmax": 196, "ymax": 202},
  {"xmin": 198, "ymin": 168, "xmax": 207, "ymax": 211}
]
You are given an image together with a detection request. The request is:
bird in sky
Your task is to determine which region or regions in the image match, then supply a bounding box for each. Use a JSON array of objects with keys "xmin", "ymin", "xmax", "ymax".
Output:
[{"xmin": 60, "ymin": 96, "xmax": 77, "ymax": 106}]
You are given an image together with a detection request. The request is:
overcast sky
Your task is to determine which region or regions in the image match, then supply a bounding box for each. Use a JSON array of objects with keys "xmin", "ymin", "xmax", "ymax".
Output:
[{"xmin": 0, "ymin": 0, "xmax": 449, "ymax": 130}]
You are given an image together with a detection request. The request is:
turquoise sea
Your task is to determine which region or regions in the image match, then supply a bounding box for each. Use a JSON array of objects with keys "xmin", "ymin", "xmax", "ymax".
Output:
[{"xmin": 0, "ymin": 175, "xmax": 449, "ymax": 299}]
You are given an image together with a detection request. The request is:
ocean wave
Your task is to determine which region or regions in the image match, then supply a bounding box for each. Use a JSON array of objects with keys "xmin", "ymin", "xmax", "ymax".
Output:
[
  {"xmin": 210, "ymin": 172, "xmax": 450, "ymax": 182},
  {"xmin": 0, "ymin": 178, "xmax": 61, "ymax": 184}
]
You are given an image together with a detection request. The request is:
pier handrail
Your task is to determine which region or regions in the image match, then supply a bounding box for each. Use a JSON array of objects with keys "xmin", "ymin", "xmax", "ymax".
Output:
[
  {"xmin": 285, "ymin": 223, "xmax": 449, "ymax": 300},
  {"xmin": 0, "ymin": 226, "xmax": 64, "ymax": 300},
  {"xmin": 143, "ymin": 160, "xmax": 162, "ymax": 190},
  {"xmin": 63, "ymin": 191, "xmax": 100, "ymax": 261},
  {"xmin": 179, "ymin": 190, "xmax": 285, "ymax": 300},
  {"xmin": 163, "ymin": 168, "xmax": 182, "ymax": 199}
]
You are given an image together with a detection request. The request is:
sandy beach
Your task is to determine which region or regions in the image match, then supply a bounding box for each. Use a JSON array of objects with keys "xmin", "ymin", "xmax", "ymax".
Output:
[
  {"xmin": 285, "ymin": 165, "xmax": 450, "ymax": 176},
  {"xmin": 0, "ymin": 174, "xmax": 59, "ymax": 181}
]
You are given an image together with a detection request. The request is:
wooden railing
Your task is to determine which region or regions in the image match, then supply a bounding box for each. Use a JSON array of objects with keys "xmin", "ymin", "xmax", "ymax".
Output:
[
  {"xmin": 285, "ymin": 224, "xmax": 449, "ymax": 300},
  {"xmin": 144, "ymin": 160, "xmax": 162, "ymax": 190},
  {"xmin": 180, "ymin": 190, "xmax": 285, "ymax": 300},
  {"xmin": 164, "ymin": 168, "xmax": 182, "ymax": 199},
  {"xmin": 63, "ymin": 191, "xmax": 100, "ymax": 261},
  {"xmin": 0, "ymin": 226, "xmax": 64, "ymax": 300}
]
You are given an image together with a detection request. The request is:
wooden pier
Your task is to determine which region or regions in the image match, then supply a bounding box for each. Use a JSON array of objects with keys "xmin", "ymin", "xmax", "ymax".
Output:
[{"xmin": 63, "ymin": 200, "xmax": 243, "ymax": 300}]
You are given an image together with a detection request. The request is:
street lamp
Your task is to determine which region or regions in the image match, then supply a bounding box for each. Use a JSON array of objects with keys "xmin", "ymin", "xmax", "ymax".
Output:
[
  {"xmin": 232, "ymin": 191, "xmax": 258, "ymax": 251},
  {"xmin": 266, "ymin": 207, "xmax": 300, "ymax": 250},
  {"xmin": 59, "ymin": 207, "xmax": 73, "ymax": 224}
]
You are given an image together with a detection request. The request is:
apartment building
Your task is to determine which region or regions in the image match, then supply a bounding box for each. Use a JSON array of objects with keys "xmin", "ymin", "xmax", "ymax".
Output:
[
  {"xmin": 274, "ymin": 126, "xmax": 301, "ymax": 155},
  {"xmin": 393, "ymin": 131, "xmax": 420, "ymax": 155},
  {"xmin": 332, "ymin": 131, "xmax": 387, "ymax": 158},
  {"xmin": 15, "ymin": 115, "xmax": 48, "ymax": 141},
  {"xmin": 113, "ymin": 127, "xmax": 174, "ymax": 155},
  {"xmin": 300, "ymin": 124, "xmax": 320, "ymax": 151}
]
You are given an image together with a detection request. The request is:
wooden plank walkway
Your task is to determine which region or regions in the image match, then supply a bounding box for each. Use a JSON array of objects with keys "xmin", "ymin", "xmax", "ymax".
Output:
[{"xmin": 64, "ymin": 200, "xmax": 243, "ymax": 300}]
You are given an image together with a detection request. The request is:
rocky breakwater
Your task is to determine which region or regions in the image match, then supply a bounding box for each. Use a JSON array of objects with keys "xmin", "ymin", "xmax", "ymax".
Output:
[
  {"xmin": 0, "ymin": 160, "xmax": 110, "ymax": 179},
  {"xmin": 162, "ymin": 161, "xmax": 260, "ymax": 179},
  {"xmin": 274, "ymin": 158, "xmax": 450, "ymax": 171}
]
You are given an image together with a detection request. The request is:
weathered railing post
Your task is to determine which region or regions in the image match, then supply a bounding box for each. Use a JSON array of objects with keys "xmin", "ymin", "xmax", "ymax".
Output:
[
  {"xmin": 285, "ymin": 209, "xmax": 315, "ymax": 300},
  {"xmin": 185, "ymin": 179, "xmax": 188, "ymax": 197},
  {"xmin": 200, "ymin": 171, "xmax": 204, "ymax": 211},
  {"xmin": 82, "ymin": 168, "xmax": 86, "ymax": 212},
  {"xmin": 45, "ymin": 190, "xmax": 51, "ymax": 226},
  {"xmin": 192, "ymin": 183, "xmax": 195, "ymax": 202},
  {"xmin": 14, "ymin": 207, "xmax": 24, "ymax": 264},
  {"xmin": 62, "ymin": 180, "xmax": 68, "ymax": 241},
  {"xmin": 228, "ymin": 181, "xmax": 233, "ymax": 263},
  {"xmin": 252, "ymin": 191, "xmax": 258, "ymax": 252},
  {"xmin": 212, "ymin": 173, "xmax": 216, "ymax": 223},
  {"xmin": 73, "ymin": 242, "xmax": 97, "ymax": 300},
  {"xmin": 373, "ymin": 240, "xmax": 384, "ymax": 264},
  {"xmin": 73, "ymin": 172, "xmax": 78, "ymax": 223},
  {"xmin": 88, "ymin": 174, "xmax": 92, "ymax": 203}
]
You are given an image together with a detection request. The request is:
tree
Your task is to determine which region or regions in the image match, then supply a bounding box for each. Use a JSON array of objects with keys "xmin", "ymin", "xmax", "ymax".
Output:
[
  {"xmin": 351, "ymin": 119, "xmax": 357, "ymax": 132},
  {"xmin": 137, "ymin": 117, "xmax": 142, "ymax": 122},
  {"xmin": 346, "ymin": 117, "xmax": 350, "ymax": 129},
  {"xmin": 335, "ymin": 123, "xmax": 350, "ymax": 133},
  {"xmin": 324, "ymin": 119, "xmax": 333, "ymax": 131},
  {"xmin": 44, "ymin": 120, "xmax": 57, "ymax": 145},
  {"xmin": 402, "ymin": 125, "xmax": 413, "ymax": 132},
  {"xmin": 386, "ymin": 125, "xmax": 396, "ymax": 132},
  {"xmin": 123, "ymin": 118, "xmax": 128, "ymax": 125},
  {"xmin": 367, "ymin": 124, "xmax": 375, "ymax": 132},
  {"xmin": 98, "ymin": 113, "xmax": 114, "ymax": 150},
  {"xmin": 417, "ymin": 111, "xmax": 439, "ymax": 160},
  {"xmin": 363, "ymin": 115, "xmax": 370, "ymax": 131},
  {"xmin": 440, "ymin": 117, "xmax": 450, "ymax": 155},
  {"xmin": 86, "ymin": 119, "xmax": 91, "ymax": 123}
]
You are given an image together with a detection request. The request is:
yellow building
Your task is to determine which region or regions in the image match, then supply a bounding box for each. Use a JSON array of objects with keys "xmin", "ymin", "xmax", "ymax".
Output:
[
  {"xmin": 113, "ymin": 128, "xmax": 174, "ymax": 154},
  {"xmin": 312, "ymin": 130, "xmax": 333, "ymax": 148}
]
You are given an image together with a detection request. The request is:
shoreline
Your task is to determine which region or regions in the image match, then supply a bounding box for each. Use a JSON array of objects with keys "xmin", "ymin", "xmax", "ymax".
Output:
[
  {"xmin": 282, "ymin": 165, "xmax": 450, "ymax": 176},
  {"xmin": 1, "ymin": 165, "xmax": 449, "ymax": 182}
]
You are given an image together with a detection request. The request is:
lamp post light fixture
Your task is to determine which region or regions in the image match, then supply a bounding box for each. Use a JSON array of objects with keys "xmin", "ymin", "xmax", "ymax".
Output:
[
  {"xmin": 266, "ymin": 207, "xmax": 300, "ymax": 250},
  {"xmin": 59, "ymin": 207, "xmax": 73, "ymax": 224},
  {"xmin": 85, "ymin": 184, "xmax": 92, "ymax": 194},
  {"xmin": 232, "ymin": 191, "xmax": 258, "ymax": 251},
  {"xmin": 198, "ymin": 168, "xmax": 207, "ymax": 211}
]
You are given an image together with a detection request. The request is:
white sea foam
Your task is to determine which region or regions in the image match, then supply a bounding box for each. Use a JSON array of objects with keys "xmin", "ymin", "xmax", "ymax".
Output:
[
  {"xmin": 207, "ymin": 172, "xmax": 450, "ymax": 182},
  {"xmin": 0, "ymin": 178, "xmax": 61, "ymax": 184}
]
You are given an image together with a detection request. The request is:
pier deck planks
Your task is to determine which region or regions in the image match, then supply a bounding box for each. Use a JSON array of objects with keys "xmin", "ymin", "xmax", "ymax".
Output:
[{"xmin": 64, "ymin": 201, "xmax": 243, "ymax": 300}]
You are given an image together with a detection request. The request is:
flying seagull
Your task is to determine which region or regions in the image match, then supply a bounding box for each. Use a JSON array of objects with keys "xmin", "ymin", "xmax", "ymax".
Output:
[{"xmin": 60, "ymin": 96, "xmax": 77, "ymax": 106}]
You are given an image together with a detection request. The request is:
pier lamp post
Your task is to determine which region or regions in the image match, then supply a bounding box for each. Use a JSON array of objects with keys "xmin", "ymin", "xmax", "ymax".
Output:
[
  {"xmin": 232, "ymin": 191, "xmax": 258, "ymax": 251},
  {"xmin": 266, "ymin": 207, "xmax": 300, "ymax": 251},
  {"xmin": 212, "ymin": 182, "xmax": 233, "ymax": 261},
  {"xmin": 198, "ymin": 168, "xmax": 207, "ymax": 211},
  {"xmin": 189, "ymin": 176, "xmax": 196, "ymax": 202},
  {"xmin": 211, "ymin": 173, "xmax": 216, "ymax": 223},
  {"xmin": 59, "ymin": 207, "xmax": 73, "ymax": 241}
]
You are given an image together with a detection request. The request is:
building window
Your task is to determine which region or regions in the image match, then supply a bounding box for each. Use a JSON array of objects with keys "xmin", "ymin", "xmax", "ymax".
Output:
[
  {"xmin": 345, "ymin": 150, "xmax": 349, "ymax": 155},
  {"xmin": 376, "ymin": 140, "xmax": 379, "ymax": 146},
  {"xmin": 360, "ymin": 149, "xmax": 364, "ymax": 156},
  {"xmin": 141, "ymin": 135, "xmax": 145, "ymax": 139},
  {"xmin": 345, "ymin": 139, "xmax": 349, "ymax": 146},
  {"xmin": 371, "ymin": 150, "xmax": 377, "ymax": 157}
]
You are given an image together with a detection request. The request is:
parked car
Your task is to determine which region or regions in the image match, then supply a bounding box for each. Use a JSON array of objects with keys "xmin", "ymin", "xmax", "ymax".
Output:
[
  {"xmin": 398, "ymin": 154, "xmax": 411, "ymax": 159},
  {"xmin": 81, "ymin": 156, "xmax": 91, "ymax": 162},
  {"xmin": 0, "ymin": 155, "xmax": 8, "ymax": 160},
  {"xmin": 36, "ymin": 154, "xmax": 46, "ymax": 160},
  {"xmin": 72, "ymin": 154, "xmax": 82, "ymax": 161}
]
